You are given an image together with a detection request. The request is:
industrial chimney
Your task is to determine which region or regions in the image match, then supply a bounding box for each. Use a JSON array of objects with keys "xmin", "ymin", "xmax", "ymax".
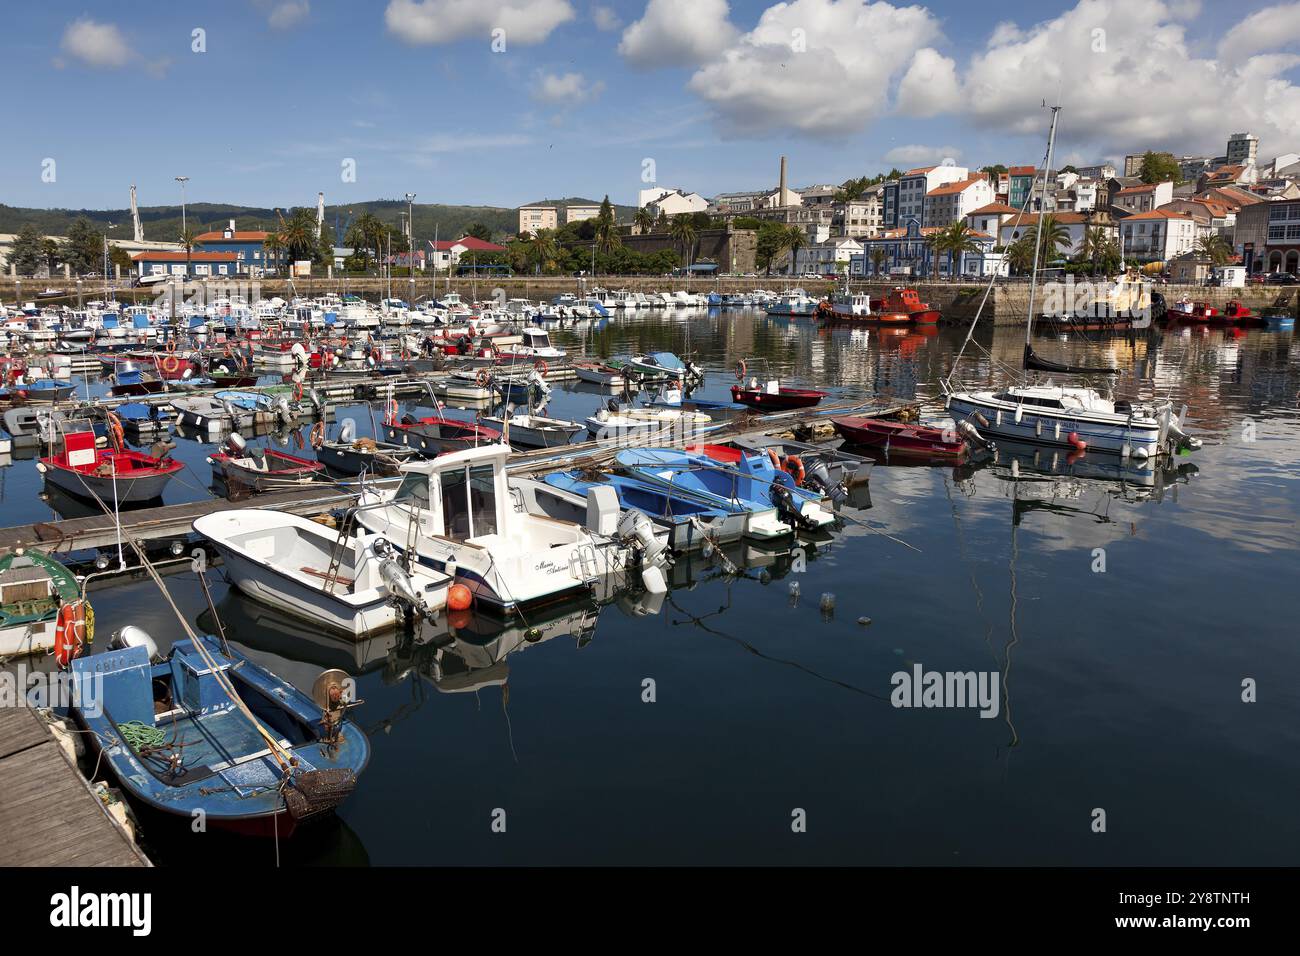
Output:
[{"xmin": 779, "ymin": 156, "xmax": 789, "ymax": 207}]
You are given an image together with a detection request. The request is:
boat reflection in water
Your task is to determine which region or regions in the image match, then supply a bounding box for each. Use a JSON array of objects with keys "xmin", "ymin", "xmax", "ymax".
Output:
[{"xmin": 972, "ymin": 436, "xmax": 1198, "ymax": 507}]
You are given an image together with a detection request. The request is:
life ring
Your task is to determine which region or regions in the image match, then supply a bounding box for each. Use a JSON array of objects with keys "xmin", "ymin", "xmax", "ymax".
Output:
[
  {"xmin": 476, "ymin": 368, "xmax": 490, "ymax": 388},
  {"xmin": 385, "ymin": 398, "xmax": 399, "ymax": 425},
  {"xmin": 161, "ymin": 355, "xmax": 181, "ymax": 374},
  {"xmin": 223, "ymin": 344, "xmax": 233, "ymax": 358},
  {"xmin": 736, "ymin": 360, "xmax": 746, "ymax": 381},
  {"xmin": 785, "ymin": 455, "xmax": 806, "ymax": 487},
  {"xmin": 534, "ymin": 359, "xmax": 548, "ymax": 377},
  {"xmin": 106, "ymin": 412, "xmax": 125, "ymax": 451},
  {"xmin": 293, "ymin": 382, "xmax": 303, "ymax": 402},
  {"xmin": 401, "ymin": 348, "xmax": 411, "ymax": 361},
  {"xmin": 767, "ymin": 447, "xmax": 783, "ymax": 472},
  {"xmin": 310, "ymin": 420, "xmax": 325, "ymax": 449},
  {"xmin": 54, "ymin": 600, "xmax": 87, "ymax": 669}
]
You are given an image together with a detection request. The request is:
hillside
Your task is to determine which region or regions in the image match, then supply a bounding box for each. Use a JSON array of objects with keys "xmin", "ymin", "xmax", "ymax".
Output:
[{"xmin": 0, "ymin": 197, "xmax": 636, "ymax": 245}]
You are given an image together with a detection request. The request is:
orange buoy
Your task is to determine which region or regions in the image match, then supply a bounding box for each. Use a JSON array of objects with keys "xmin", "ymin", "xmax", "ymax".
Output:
[
  {"xmin": 447, "ymin": 583, "xmax": 473, "ymax": 611},
  {"xmin": 1068, "ymin": 432, "xmax": 1087, "ymax": 452},
  {"xmin": 447, "ymin": 608, "xmax": 472, "ymax": 630}
]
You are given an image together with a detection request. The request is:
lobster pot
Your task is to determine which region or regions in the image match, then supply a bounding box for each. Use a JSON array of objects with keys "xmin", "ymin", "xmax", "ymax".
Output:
[{"xmin": 0, "ymin": 567, "xmax": 53, "ymax": 605}]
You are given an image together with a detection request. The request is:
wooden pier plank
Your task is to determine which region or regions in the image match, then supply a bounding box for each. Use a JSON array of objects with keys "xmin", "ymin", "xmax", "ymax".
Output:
[{"xmin": 0, "ymin": 709, "xmax": 148, "ymax": 866}]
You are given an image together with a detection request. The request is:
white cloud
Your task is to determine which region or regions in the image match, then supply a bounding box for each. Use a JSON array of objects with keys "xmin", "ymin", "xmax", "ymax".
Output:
[
  {"xmin": 685, "ymin": 0, "xmax": 943, "ymax": 136},
  {"xmin": 883, "ymin": 144, "xmax": 963, "ymax": 166},
  {"xmin": 954, "ymin": 0, "xmax": 1300, "ymax": 159},
  {"xmin": 384, "ymin": 0, "xmax": 575, "ymax": 46},
  {"xmin": 592, "ymin": 4, "xmax": 621, "ymax": 31},
  {"xmin": 619, "ymin": 0, "xmax": 738, "ymax": 68},
  {"xmin": 896, "ymin": 47, "xmax": 960, "ymax": 117},
  {"xmin": 60, "ymin": 18, "xmax": 133, "ymax": 69},
  {"xmin": 266, "ymin": 1, "xmax": 311, "ymax": 29},
  {"xmin": 532, "ymin": 70, "xmax": 605, "ymax": 104},
  {"xmin": 1218, "ymin": 3, "xmax": 1300, "ymax": 65}
]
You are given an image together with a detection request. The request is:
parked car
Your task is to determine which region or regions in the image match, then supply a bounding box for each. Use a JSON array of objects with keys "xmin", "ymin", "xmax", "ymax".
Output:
[{"xmin": 1266, "ymin": 272, "xmax": 1298, "ymax": 285}]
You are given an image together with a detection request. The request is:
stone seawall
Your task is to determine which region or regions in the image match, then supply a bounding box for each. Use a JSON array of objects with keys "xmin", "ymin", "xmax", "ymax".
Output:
[{"xmin": 4, "ymin": 276, "xmax": 1295, "ymax": 326}]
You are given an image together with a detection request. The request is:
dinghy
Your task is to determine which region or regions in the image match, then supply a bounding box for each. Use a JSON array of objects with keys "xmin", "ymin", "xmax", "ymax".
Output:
[
  {"xmin": 480, "ymin": 410, "xmax": 585, "ymax": 449},
  {"xmin": 311, "ymin": 418, "xmax": 420, "ymax": 477},
  {"xmin": 71, "ymin": 631, "xmax": 369, "ymax": 838},
  {"xmin": 832, "ymin": 416, "xmax": 969, "ymax": 460},
  {"xmin": 16, "ymin": 378, "xmax": 76, "ymax": 402},
  {"xmin": 585, "ymin": 404, "xmax": 712, "ymax": 441},
  {"xmin": 730, "ymin": 380, "xmax": 828, "ymax": 411},
  {"xmin": 194, "ymin": 510, "xmax": 450, "ymax": 636}
]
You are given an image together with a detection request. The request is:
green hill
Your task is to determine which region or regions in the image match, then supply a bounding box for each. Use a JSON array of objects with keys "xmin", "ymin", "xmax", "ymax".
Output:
[{"xmin": 0, "ymin": 196, "xmax": 635, "ymax": 246}]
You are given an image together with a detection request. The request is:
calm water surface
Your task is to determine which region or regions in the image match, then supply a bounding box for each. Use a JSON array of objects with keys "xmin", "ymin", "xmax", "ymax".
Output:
[{"xmin": 8, "ymin": 308, "xmax": 1299, "ymax": 865}]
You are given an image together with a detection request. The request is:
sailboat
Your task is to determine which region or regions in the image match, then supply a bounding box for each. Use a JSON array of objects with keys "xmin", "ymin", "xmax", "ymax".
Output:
[{"xmin": 941, "ymin": 106, "xmax": 1201, "ymax": 461}]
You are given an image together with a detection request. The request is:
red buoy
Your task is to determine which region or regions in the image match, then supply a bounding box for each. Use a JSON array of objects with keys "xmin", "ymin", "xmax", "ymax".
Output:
[
  {"xmin": 1068, "ymin": 432, "xmax": 1087, "ymax": 452},
  {"xmin": 447, "ymin": 583, "xmax": 473, "ymax": 611}
]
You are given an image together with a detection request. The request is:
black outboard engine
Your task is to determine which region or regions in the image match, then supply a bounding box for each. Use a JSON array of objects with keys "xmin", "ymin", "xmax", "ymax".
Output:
[
  {"xmin": 803, "ymin": 460, "xmax": 846, "ymax": 507},
  {"xmin": 769, "ymin": 483, "xmax": 813, "ymax": 530}
]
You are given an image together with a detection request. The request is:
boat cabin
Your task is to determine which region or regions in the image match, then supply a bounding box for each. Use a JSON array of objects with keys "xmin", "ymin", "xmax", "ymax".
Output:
[{"xmin": 389, "ymin": 444, "xmax": 510, "ymax": 541}]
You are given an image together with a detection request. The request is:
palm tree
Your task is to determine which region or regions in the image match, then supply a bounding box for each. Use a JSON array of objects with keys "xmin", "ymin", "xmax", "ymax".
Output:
[
  {"xmin": 277, "ymin": 209, "xmax": 319, "ymax": 265},
  {"xmin": 1196, "ymin": 233, "xmax": 1231, "ymax": 265},
  {"xmin": 669, "ymin": 215, "xmax": 698, "ymax": 273},
  {"xmin": 1006, "ymin": 236, "xmax": 1036, "ymax": 276},
  {"xmin": 1079, "ymin": 226, "xmax": 1108, "ymax": 275},
  {"xmin": 1034, "ymin": 215, "xmax": 1071, "ymax": 263},
  {"xmin": 179, "ymin": 226, "xmax": 201, "ymax": 279},
  {"xmin": 928, "ymin": 222, "xmax": 982, "ymax": 279},
  {"xmin": 528, "ymin": 230, "xmax": 560, "ymax": 274},
  {"xmin": 594, "ymin": 215, "xmax": 620, "ymax": 273},
  {"xmin": 633, "ymin": 207, "xmax": 656, "ymax": 235},
  {"xmin": 263, "ymin": 231, "xmax": 284, "ymax": 275},
  {"xmin": 870, "ymin": 247, "xmax": 887, "ymax": 277},
  {"xmin": 778, "ymin": 225, "xmax": 807, "ymax": 276}
]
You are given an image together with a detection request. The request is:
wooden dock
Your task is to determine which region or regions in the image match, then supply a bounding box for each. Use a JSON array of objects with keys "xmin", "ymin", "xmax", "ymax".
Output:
[{"xmin": 0, "ymin": 707, "xmax": 149, "ymax": 866}]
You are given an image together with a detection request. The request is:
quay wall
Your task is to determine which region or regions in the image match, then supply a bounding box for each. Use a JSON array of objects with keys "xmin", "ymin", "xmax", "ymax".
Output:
[{"xmin": 3, "ymin": 277, "xmax": 1296, "ymax": 327}]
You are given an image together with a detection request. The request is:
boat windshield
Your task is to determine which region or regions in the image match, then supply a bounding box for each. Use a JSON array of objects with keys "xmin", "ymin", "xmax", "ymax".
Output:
[
  {"xmin": 394, "ymin": 472, "xmax": 430, "ymax": 509},
  {"xmin": 439, "ymin": 464, "xmax": 498, "ymax": 540}
]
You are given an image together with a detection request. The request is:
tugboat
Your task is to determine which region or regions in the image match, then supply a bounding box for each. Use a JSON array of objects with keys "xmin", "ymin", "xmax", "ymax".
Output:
[{"xmin": 816, "ymin": 286, "xmax": 940, "ymax": 324}]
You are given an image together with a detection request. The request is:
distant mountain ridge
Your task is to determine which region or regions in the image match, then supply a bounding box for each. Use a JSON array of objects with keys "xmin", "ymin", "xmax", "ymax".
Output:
[{"xmin": 0, "ymin": 196, "xmax": 636, "ymax": 244}]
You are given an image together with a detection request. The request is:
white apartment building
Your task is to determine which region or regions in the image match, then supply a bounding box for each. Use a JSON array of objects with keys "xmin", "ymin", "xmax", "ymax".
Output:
[
  {"xmin": 923, "ymin": 177, "xmax": 995, "ymax": 228},
  {"xmin": 639, "ymin": 187, "xmax": 709, "ymax": 218},
  {"xmin": 1112, "ymin": 181, "xmax": 1174, "ymax": 214},
  {"xmin": 566, "ymin": 205, "xmax": 600, "ymax": 224},
  {"xmin": 898, "ymin": 162, "xmax": 969, "ymax": 225},
  {"xmin": 1118, "ymin": 210, "xmax": 1201, "ymax": 262},
  {"xmin": 775, "ymin": 237, "xmax": 863, "ymax": 275}
]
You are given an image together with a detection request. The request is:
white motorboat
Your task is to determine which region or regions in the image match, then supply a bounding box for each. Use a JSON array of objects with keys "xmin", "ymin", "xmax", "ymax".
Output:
[
  {"xmin": 585, "ymin": 405, "xmax": 712, "ymax": 442},
  {"xmin": 355, "ymin": 444, "xmax": 664, "ymax": 615},
  {"xmin": 480, "ymin": 411, "xmax": 585, "ymax": 449},
  {"xmin": 496, "ymin": 327, "xmax": 565, "ymax": 360},
  {"xmin": 194, "ymin": 509, "xmax": 450, "ymax": 637}
]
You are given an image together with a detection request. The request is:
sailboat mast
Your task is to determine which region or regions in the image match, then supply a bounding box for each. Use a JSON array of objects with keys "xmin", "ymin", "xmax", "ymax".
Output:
[{"xmin": 1024, "ymin": 105, "xmax": 1061, "ymax": 381}]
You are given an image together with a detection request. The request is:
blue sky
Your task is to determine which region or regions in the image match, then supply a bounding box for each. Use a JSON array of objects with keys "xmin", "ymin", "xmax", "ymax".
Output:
[{"xmin": 4, "ymin": 0, "xmax": 1298, "ymax": 211}]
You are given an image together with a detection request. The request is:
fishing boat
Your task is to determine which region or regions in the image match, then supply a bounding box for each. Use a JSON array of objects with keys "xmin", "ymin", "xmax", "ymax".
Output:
[
  {"xmin": 832, "ymin": 415, "xmax": 969, "ymax": 460},
  {"xmin": 573, "ymin": 361, "xmax": 626, "ymax": 388},
  {"xmin": 730, "ymin": 380, "xmax": 828, "ymax": 411},
  {"xmin": 209, "ymin": 435, "xmax": 325, "ymax": 491},
  {"xmin": 16, "ymin": 378, "xmax": 76, "ymax": 402},
  {"xmin": 355, "ymin": 444, "xmax": 657, "ymax": 615},
  {"xmin": 615, "ymin": 447, "xmax": 834, "ymax": 534},
  {"xmin": 70, "ymin": 631, "xmax": 369, "ymax": 838},
  {"xmin": 1162, "ymin": 298, "xmax": 1263, "ymax": 326},
  {"xmin": 39, "ymin": 428, "xmax": 182, "ymax": 503},
  {"xmin": 586, "ymin": 404, "xmax": 713, "ymax": 441},
  {"xmin": 112, "ymin": 401, "xmax": 170, "ymax": 439},
  {"xmin": 480, "ymin": 410, "xmax": 585, "ymax": 449},
  {"xmin": 764, "ymin": 288, "xmax": 818, "ymax": 316},
  {"xmin": 816, "ymin": 287, "xmax": 941, "ymax": 324},
  {"xmin": 194, "ymin": 510, "xmax": 450, "ymax": 636},
  {"xmin": 381, "ymin": 393, "xmax": 501, "ymax": 456},
  {"xmin": 108, "ymin": 366, "xmax": 167, "ymax": 397},
  {"xmin": 940, "ymin": 106, "xmax": 1201, "ymax": 461},
  {"xmin": 625, "ymin": 351, "xmax": 702, "ymax": 382},
  {"xmin": 0, "ymin": 551, "xmax": 88, "ymax": 660},
  {"xmin": 540, "ymin": 468, "xmax": 750, "ymax": 550},
  {"xmin": 311, "ymin": 418, "xmax": 420, "ymax": 477}
]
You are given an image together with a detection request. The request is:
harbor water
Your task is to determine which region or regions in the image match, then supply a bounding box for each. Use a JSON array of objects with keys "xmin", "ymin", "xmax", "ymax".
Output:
[{"xmin": 5, "ymin": 307, "xmax": 1298, "ymax": 865}]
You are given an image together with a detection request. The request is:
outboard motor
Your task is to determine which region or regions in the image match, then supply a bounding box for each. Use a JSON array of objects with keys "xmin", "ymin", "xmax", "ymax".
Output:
[
  {"xmin": 956, "ymin": 419, "xmax": 995, "ymax": 453},
  {"xmin": 616, "ymin": 507, "xmax": 669, "ymax": 570},
  {"xmin": 803, "ymin": 460, "xmax": 846, "ymax": 506},
  {"xmin": 373, "ymin": 538, "xmax": 425, "ymax": 613},
  {"xmin": 769, "ymin": 482, "xmax": 812, "ymax": 530},
  {"xmin": 338, "ymin": 417, "xmax": 357, "ymax": 444},
  {"xmin": 109, "ymin": 625, "xmax": 159, "ymax": 661},
  {"xmin": 224, "ymin": 431, "xmax": 247, "ymax": 456},
  {"xmin": 275, "ymin": 396, "xmax": 293, "ymax": 424}
]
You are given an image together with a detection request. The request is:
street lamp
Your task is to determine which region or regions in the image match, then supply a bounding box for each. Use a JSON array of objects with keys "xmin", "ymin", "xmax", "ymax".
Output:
[
  {"xmin": 175, "ymin": 175, "xmax": 190, "ymax": 282},
  {"xmin": 405, "ymin": 192, "xmax": 417, "ymax": 301}
]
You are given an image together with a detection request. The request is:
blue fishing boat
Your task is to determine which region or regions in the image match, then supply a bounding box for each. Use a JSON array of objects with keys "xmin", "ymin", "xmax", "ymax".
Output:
[
  {"xmin": 19, "ymin": 378, "xmax": 76, "ymax": 402},
  {"xmin": 542, "ymin": 469, "xmax": 750, "ymax": 551},
  {"xmin": 71, "ymin": 633, "xmax": 369, "ymax": 838},
  {"xmin": 615, "ymin": 447, "xmax": 835, "ymax": 533}
]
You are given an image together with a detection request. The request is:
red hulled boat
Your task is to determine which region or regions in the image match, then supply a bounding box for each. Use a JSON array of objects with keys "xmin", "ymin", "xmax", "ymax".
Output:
[
  {"xmin": 831, "ymin": 415, "xmax": 967, "ymax": 460},
  {"xmin": 730, "ymin": 383, "xmax": 829, "ymax": 411}
]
